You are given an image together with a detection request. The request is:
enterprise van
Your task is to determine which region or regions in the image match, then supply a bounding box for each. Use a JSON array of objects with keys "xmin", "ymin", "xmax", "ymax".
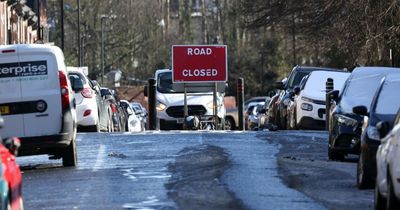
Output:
[{"xmin": 0, "ymin": 44, "xmax": 77, "ymax": 167}]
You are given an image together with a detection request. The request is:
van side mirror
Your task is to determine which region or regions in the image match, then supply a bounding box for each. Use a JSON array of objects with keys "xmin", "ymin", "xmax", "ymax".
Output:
[
  {"xmin": 376, "ymin": 121, "xmax": 390, "ymax": 138},
  {"xmin": 330, "ymin": 90, "xmax": 340, "ymax": 102},
  {"xmin": 275, "ymin": 81, "xmax": 285, "ymax": 90},
  {"xmin": 353, "ymin": 105, "xmax": 368, "ymax": 116},
  {"xmin": 144, "ymin": 85, "xmax": 148, "ymax": 97}
]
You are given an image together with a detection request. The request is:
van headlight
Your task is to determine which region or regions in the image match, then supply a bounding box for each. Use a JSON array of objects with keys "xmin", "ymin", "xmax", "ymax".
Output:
[
  {"xmin": 337, "ymin": 115, "xmax": 358, "ymax": 127},
  {"xmin": 367, "ymin": 126, "xmax": 380, "ymax": 141},
  {"xmin": 207, "ymin": 101, "xmax": 220, "ymax": 109},
  {"xmin": 156, "ymin": 101, "xmax": 167, "ymax": 111}
]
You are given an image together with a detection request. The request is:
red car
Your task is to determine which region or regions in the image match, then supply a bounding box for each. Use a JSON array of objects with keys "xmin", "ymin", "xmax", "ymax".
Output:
[{"xmin": 0, "ymin": 116, "xmax": 23, "ymax": 210}]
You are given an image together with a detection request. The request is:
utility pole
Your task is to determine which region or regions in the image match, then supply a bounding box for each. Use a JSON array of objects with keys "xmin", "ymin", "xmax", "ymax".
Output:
[
  {"xmin": 292, "ymin": 13, "xmax": 296, "ymax": 66},
  {"xmin": 60, "ymin": 0, "xmax": 64, "ymax": 51}
]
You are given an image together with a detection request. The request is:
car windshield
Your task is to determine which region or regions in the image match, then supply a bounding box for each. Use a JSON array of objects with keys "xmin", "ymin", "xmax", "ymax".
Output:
[
  {"xmin": 340, "ymin": 74, "xmax": 383, "ymax": 113},
  {"xmin": 287, "ymin": 71, "xmax": 310, "ymax": 89},
  {"xmin": 375, "ymin": 81, "xmax": 400, "ymax": 115}
]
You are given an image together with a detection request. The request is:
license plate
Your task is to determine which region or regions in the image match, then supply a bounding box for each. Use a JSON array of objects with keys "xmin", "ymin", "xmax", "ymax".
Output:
[
  {"xmin": 176, "ymin": 118, "xmax": 184, "ymax": 124},
  {"xmin": 0, "ymin": 105, "xmax": 10, "ymax": 115}
]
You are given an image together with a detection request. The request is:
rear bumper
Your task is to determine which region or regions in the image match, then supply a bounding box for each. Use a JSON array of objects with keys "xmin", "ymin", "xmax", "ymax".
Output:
[{"xmin": 18, "ymin": 133, "xmax": 73, "ymax": 156}]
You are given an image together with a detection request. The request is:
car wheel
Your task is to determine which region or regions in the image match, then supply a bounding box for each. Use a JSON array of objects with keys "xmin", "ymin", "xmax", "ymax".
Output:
[
  {"xmin": 387, "ymin": 172, "xmax": 400, "ymax": 210},
  {"xmin": 357, "ymin": 149, "xmax": 374, "ymax": 189},
  {"xmin": 62, "ymin": 138, "xmax": 77, "ymax": 167},
  {"xmin": 88, "ymin": 122, "xmax": 100, "ymax": 132},
  {"xmin": 224, "ymin": 117, "xmax": 234, "ymax": 130},
  {"xmin": 280, "ymin": 113, "xmax": 287, "ymax": 130},
  {"xmin": 328, "ymin": 146, "xmax": 344, "ymax": 161},
  {"xmin": 375, "ymin": 181, "xmax": 386, "ymax": 210}
]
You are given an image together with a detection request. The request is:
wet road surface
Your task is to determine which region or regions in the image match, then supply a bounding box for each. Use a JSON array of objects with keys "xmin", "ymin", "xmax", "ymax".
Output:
[{"xmin": 16, "ymin": 130, "xmax": 368, "ymax": 210}]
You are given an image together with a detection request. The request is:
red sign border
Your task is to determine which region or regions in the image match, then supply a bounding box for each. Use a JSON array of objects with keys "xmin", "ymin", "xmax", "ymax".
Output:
[{"xmin": 172, "ymin": 45, "xmax": 228, "ymax": 83}]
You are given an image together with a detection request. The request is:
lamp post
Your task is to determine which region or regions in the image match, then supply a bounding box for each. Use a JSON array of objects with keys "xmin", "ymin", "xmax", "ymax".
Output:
[
  {"xmin": 77, "ymin": 0, "xmax": 81, "ymax": 67},
  {"xmin": 100, "ymin": 14, "xmax": 116, "ymax": 86},
  {"xmin": 60, "ymin": 0, "xmax": 64, "ymax": 51}
]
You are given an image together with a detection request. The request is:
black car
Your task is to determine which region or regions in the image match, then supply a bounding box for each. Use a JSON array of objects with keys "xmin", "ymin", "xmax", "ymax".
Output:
[
  {"xmin": 352, "ymin": 73, "xmax": 400, "ymax": 189},
  {"xmin": 271, "ymin": 66, "xmax": 341, "ymax": 130},
  {"xmin": 328, "ymin": 67, "xmax": 400, "ymax": 161}
]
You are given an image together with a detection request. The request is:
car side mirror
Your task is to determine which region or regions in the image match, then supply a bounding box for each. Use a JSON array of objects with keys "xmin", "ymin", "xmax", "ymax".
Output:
[
  {"xmin": 259, "ymin": 108, "xmax": 267, "ymax": 114},
  {"xmin": 275, "ymin": 81, "xmax": 285, "ymax": 90},
  {"xmin": 353, "ymin": 105, "xmax": 368, "ymax": 116},
  {"xmin": 376, "ymin": 121, "xmax": 390, "ymax": 138},
  {"xmin": 293, "ymin": 86, "xmax": 301, "ymax": 95},
  {"xmin": 3, "ymin": 137, "xmax": 20, "ymax": 156},
  {"xmin": 143, "ymin": 85, "xmax": 148, "ymax": 97},
  {"xmin": 127, "ymin": 108, "xmax": 134, "ymax": 116},
  {"xmin": 330, "ymin": 90, "xmax": 340, "ymax": 102},
  {"xmin": 70, "ymin": 77, "xmax": 84, "ymax": 92}
]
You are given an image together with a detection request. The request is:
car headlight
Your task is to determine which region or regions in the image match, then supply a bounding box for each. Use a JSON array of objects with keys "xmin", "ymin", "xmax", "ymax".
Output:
[
  {"xmin": 301, "ymin": 96, "xmax": 313, "ymax": 103},
  {"xmin": 207, "ymin": 101, "xmax": 222, "ymax": 109},
  {"xmin": 156, "ymin": 101, "xmax": 167, "ymax": 111},
  {"xmin": 301, "ymin": 103, "xmax": 313, "ymax": 111},
  {"xmin": 367, "ymin": 126, "xmax": 380, "ymax": 141},
  {"xmin": 337, "ymin": 115, "xmax": 358, "ymax": 127}
]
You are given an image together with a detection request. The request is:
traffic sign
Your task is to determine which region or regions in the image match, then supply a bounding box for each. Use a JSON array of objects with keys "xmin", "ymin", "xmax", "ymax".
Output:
[{"xmin": 172, "ymin": 45, "xmax": 227, "ymax": 83}]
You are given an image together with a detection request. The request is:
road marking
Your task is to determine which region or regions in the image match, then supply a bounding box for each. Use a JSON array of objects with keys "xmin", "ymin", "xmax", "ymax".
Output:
[{"xmin": 92, "ymin": 144, "xmax": 106, "ymax": 172}]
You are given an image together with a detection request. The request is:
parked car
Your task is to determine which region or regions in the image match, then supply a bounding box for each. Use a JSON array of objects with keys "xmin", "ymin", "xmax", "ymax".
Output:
[
  {"xmin": 288, "ymin": 71, "xmax": 350, "ymax": 130},
  {"xmin": 375, "ymin": 108, "xmax": 400, "ymax": 210},
  {"xmin": 91, "ymin": 80, "xmax": 113, "ymax": 132},
  {"xmin": 225, "ymin": 108, "xmax": 238, "ymax": 130},
  {"xmin": 100, "ymin": 88, "xmax": 125, "ymax": 132},
  {"xmin": 328, "ymin": 67, "xmax": 400, "ymax": 161},
  {"xmin": 68, "ymin": 69, "xmax": 101, "ymax": 132},
  {"xmin": 0, "ymin": 44, "xmax": 77, "ymax": 167},
  {"xmin": 130, "ymin": 102, "xmax": 147, "ymax": 131},
  {"xmin": 120, "ymin": 100, "xmax": 143, "ymax": 132},
  {"xmin": 247, "ymin": 104, "xmax": 264, "ymax": 130},
  {"xmin": 244, "ymin": 96, "xmax": 268, "ymax": 110},
  {"xmin": 271, "ymin": 66, "xmax": 342, "ymax": 130},
  {"xmin": 257, "ymin": 97, "xmax": 272, "ymax": 130},
  {"xmin": 352, "ymin": 73, "xmax": 400, "ymax": 189},
  {"xmin": 0, "ymin": 115, "xmax": 23, "ymax": 210}
]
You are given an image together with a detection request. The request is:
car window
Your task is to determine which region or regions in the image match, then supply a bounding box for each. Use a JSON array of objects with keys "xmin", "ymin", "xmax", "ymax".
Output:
[
  {"xmin": 69, "ymin": 72, "xmax": 87, "ymax": 85},
  {"xmin": 374, "ymin": 81, "xmax": 400, "ymax": 115},
  {"xmin": 339, "ymin": 74, "xmax": 383, "ymax": 113},
  {"xmin": 288, "ymin": 71, "xmax": 311, "ymax": 89}
]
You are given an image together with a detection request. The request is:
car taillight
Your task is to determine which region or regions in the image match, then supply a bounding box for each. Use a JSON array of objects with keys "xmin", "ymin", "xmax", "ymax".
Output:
[
  {"xmin": 58, "ymin": 70, "xmax": 70, "ymax": 112},
  {"xmin": 83, "ymin": 109, "xmax": 91, "ymax": 117},
  {"xmin": 110, "ymin": 103, "xmax": 117, "ymax": 113},
  {"xmin": 81, "ymin": 87, "xmax": 93, "ymax": 98}
]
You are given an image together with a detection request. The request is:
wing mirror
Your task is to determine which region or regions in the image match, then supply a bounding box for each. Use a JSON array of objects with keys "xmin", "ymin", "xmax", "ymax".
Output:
[
  {"xmin": 329, "ymin": 90, "xmax": 340, "ymax": 103},
  {"xmin": 70, "ymin": 76, "xmax": 84, "ymax": 92},
  {"xmin": 376, "ymin": 121, "xmax": 390, "ymax": 138},
  {"xmin": 259, "ymin": 108, "xmax": 267, "ymax": 114},
  {"xmin": 352, "ymin": 105, "xmax": 368, "ymax": 116},
  {"xmin": 3, "ymin": 137, "xmax": 21, "ymax": 156},
  {"xmin": 293, "ymin": 86, "xmax": 301, "ymax": 95},
  {"xmin": 275, "ymin": 81, "xmax": 285, "ymax": 90}
]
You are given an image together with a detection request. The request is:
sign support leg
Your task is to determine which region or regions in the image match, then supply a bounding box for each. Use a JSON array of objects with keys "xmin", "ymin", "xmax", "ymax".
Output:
[
  {"xmin": 183, "ymin": 83, "xmax": 188, "ymax": 130},
  {"xmin": 213, "ymin": 82, "xmax": 218, "ymax": 130}
]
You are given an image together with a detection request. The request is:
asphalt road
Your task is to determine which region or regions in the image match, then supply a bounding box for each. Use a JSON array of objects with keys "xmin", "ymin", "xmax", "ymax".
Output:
[{"xmin": 16, "ymin": 130, "xmax": 372, "ymax": 210}]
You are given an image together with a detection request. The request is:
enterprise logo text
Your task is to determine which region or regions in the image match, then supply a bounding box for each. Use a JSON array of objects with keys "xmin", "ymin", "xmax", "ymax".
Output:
[{"xmin": 0, "ymin": 61, "xmax": 48, "ymax": 78}]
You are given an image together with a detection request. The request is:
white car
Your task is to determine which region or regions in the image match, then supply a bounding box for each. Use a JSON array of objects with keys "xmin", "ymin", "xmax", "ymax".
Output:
[
  {"xmin": 68, "ymin": 69, "xmax": 100, "ymax": 132},
  {"xmin": 375, "ymin": 109, "xmax": 400, "ymax": 209},
  {"xmin": 0, "ymin": 44, "xmax": 77, "ymax": 167},
  {"xmin": 290, "ymin": 70, "xmax": 350, "ymax": 130},
  {"xmin": 120, "ymin": 100, "xmax": 143, "ymax": 132}
]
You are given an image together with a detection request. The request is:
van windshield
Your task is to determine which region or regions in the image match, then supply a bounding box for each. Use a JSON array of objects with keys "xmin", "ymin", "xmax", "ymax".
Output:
[{"xmin": 157, "ymin": 72, "xmax": 178, "ymax": 93}]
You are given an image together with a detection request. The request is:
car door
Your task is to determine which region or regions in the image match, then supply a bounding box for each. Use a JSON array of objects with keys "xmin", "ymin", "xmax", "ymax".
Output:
[
  {"xmin": 18, "ymin": 51, "xmax": 62, "ymax": 137},
  {"xmin": 0, "ymin": 47, "xmax": 24, "ymax": 138}
]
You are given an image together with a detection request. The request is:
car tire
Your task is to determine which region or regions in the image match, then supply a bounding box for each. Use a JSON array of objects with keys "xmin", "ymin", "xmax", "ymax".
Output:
[
  {"xmin": 328, "ymin": 146, "xmax": 344, "ymax": 161},
  {"xmin": 375, "ymin": 181, "xmax": 386, "ymax": 210},
  {"xmin": 224, "ymin": 117, "xmax": 234, "ymax": 130},
  {"xmin": 62, "ymin": 138, "xmax": 77, "ymax": 167},
  {"xmin": 387, "ymin": 172, "xmax": 400, "ymax": 210},
  {"xmin": 280, "ymin": 113, "xmax": 287, "ymax": 130},
  {"xmin": 88, "ymin": 122, "xmax": 100, "ymax": 133},
  {"xmin": 357, "ymin": 149, "xmax": 374, "ymax": 189}
]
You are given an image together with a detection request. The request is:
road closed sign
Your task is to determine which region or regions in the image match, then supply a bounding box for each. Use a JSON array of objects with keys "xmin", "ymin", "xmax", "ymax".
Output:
[{"xmin": 172, "ymin": 45, "xmax": 227, "ymax": 83}]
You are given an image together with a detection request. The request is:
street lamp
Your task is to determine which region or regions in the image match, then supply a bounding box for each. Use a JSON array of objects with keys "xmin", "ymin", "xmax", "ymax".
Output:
[
  {"xmin": 100, "ymin": 14, "xmax": 116, "ymax": 86},
  {"xmin": 77, "ymin": 0, "xmax": 81, "ymax": 67}
]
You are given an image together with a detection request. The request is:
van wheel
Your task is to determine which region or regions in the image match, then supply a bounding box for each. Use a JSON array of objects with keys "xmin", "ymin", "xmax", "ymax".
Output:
[
  {"xmin": 387, "ymin": 172, "xmax": 400, "ymax": 210},
  {"xmin": 63, "ymin": 139, "xmax": 77, "ymax": 167}
]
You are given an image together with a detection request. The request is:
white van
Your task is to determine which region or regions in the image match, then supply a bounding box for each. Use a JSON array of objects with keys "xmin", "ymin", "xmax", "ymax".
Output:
[
  {"xmin": 155, "ymin": 69, "xmax": 226, "ymax": 130},
  {"xmin": 0, "ymin": 44, "xmax": 77, "ymax": 167}
]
